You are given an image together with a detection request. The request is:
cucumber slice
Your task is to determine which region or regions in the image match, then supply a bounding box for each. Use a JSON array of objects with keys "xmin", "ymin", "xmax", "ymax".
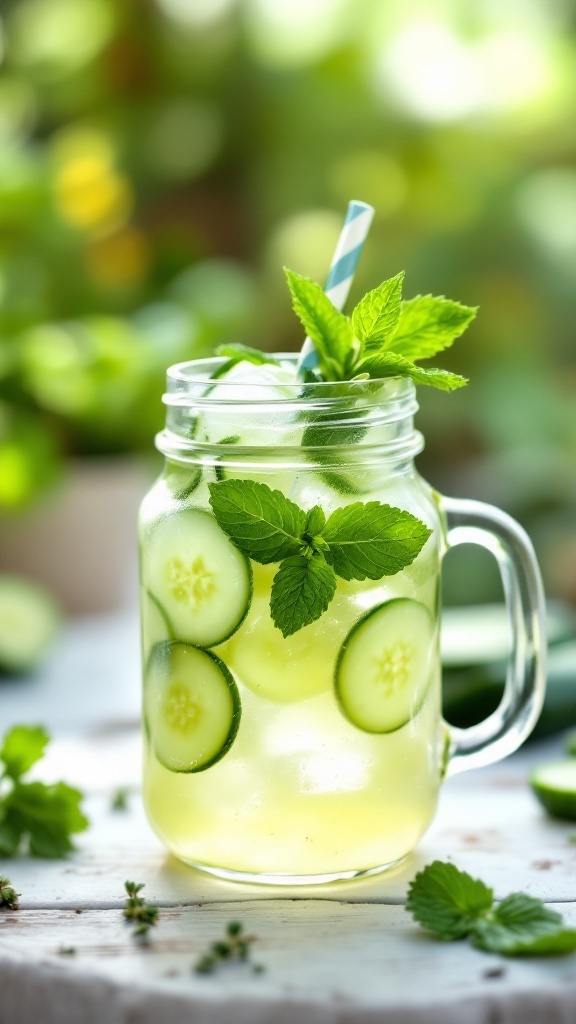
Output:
[
  {"xmin": 165, "ymin": 464, "xmax": 202, "ymax": 500},
  {"xmin": 222, "ymin": 592, "xmax": 351, "ymax": 703},
  {"xmin": 441, "ymin": 601, "xmax": 575, "ymax": 669},
  {"xmin": 335, "ymin": 598, "xmax": 435, "ymax": 733},
  {"xmin": 531, "ymin": 761, "xmax": 576, "ymax": 821},
  {"xmin": 142, "ymin": 590, "xmax": 172, "ymax": 663},
  {"xmin": 144, "ymin": 508, "xmax": 252, "ymax": 647},
  {"xmin": 145, "ymin": 641, "xmax": 240, "ymax": 772},
  {"xmin": 0, "ymin": 576, "xmax": 60, "ymax": 674}
]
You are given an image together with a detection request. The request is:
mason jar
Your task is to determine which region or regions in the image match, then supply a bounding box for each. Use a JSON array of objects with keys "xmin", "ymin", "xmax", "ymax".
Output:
[{"xmin": 138, "ymin": 355, "xmax": 546, "ymax": 885}]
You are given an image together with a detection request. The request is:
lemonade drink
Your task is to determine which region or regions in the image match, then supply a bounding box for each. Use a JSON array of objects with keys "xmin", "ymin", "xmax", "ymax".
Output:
[{"xmin": 139, "ymin": 358, "xmax": 445, "ymax": 882}]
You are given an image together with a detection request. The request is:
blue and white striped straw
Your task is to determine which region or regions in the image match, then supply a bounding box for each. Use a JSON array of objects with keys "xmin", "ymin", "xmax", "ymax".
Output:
[{"xmin": 296, "ymin": 199, "xmax": 375, "ymax": 376}]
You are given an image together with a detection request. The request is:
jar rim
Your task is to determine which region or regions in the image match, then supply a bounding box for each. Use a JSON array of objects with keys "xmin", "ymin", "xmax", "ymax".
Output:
[{"xmin": 166, "ymin": 354, "xmax": 415, "ymax": 397}]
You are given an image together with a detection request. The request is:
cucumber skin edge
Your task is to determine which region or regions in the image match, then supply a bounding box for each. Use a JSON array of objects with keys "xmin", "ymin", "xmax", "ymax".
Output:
[
  {"xmin": 334, "ymin": 597, "xmax": 435, "ymax": 735},
  {"xmin": 530, "ymin": 764, "xmax": 576, "ymax": 822},
  {"xmin": 145, "ymin": 506, "xmax": 254, "ymax": 649},
  {"xmin": 145, "ymin": 640, "xmax": 242, "ymax": 774}
]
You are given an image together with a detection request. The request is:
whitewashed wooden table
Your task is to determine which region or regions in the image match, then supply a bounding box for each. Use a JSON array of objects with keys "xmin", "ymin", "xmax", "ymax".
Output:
[{"xmin": 1, "ymin": 613, "xmax": 576, "ymax": 1024}]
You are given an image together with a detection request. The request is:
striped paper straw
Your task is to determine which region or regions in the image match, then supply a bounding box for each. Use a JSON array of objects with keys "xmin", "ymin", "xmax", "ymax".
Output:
[{"xmin": 296, "ymin": 200, "xmax": 375, "ymax": 376}]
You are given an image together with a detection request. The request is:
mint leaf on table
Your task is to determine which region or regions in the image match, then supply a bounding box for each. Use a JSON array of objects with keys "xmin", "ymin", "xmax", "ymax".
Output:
[
  {"xmin": 1, "ymin": 782, "xmax": 87, "ymax": 858},
  {"xmin": 0, "ymin": 875, "xmax": 20, "ymax": 910},
  {"xmin": 322, "ymin": 502, "xmax": 431, "ymax": 581},
  {"xmin": 472, "ymin": 894, "xmax": 576, "ymax": 956},
  {"xmin": 354, "ymin": 351, "xmax": 468, "ymax": 391},
  {"xmin": 407, "ymin": 860, "xmax": 493, "ymax": 940},
  {"xmin": 385, "ymin": 295, "xmax": 477, "ymax": 360},
  {"xmin": 351, "ymin": 271, "xmax": 404, "ymax": 351},
  {"xmin": 285, "ymin": 269, "xmax": 353, "ymax": 380},
  {"xmin": 407, "ymin": 861, "xmax": 576, "ymax": 958},
  {"xmin": 0, "ymin": 725, "xmax": 49, "ymax": 780},
  {"xmin": 0, "ymin": 724, "xmax": 88, "ymax": 858},
  {"xmin": 271, "ymin": 554, "xmax": 337, "ymax": 637},
  {"xmin": 208, "ymin": 479, "xmax": 306, "ymax": 563},
  {"xmin": 215, "ymin": 344, "xmax": 281, "ymax": 368}
]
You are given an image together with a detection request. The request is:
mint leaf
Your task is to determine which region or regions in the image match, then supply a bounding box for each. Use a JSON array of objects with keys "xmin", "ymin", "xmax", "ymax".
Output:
[
  {"xmin": 322, "ymin": 502, "xmax": 431, "ymax": 581},
  {"xmin": 304, "ymin": 505, "xmax": 326, "ymax": 536},
  {"xmin": 285, "ymin": 269, "xmax": 352, "ymax": 380},
  {"xmin": 472, "ymin": 894, "xmax": 576, "ymax": 956},
  {"xmin": 351, "ymin": 271, "xmax": 404, "ymax": 351},
  {"xmin": 406, "ymin": 861, "xmax": 494, "ymax": 940},
  {"xmin": 209, "ymin": 479, "xmax": 306, "ymax": 563},
  {"xmin": 0, "ymin": 725, "xmax": 88, "ymax": 859},
  {"xmin": 355, "ymin": 351, "xmax": 467, "ymax": 391},
  {"xmin": 0, "ymin": 726, "xmax": 49, "ymax": 781},
  {"xmin": 270, "ymin": 554, "xmax": 336, "ymax": 637},
  {"xmin": 386, "ymin": 295, "xmax": 477, "ymax": 360},
  {"xmin": 1, "ymin": 781, "xmax": 88, "ymax": 858},
  {"xmin": 215, "ymin": 344, "xmax": 281, "ymax": 368}
]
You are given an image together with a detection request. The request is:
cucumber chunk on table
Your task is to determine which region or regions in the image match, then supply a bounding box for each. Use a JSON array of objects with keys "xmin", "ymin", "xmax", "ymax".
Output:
[
  {"xmin": 144, "ymin": 508, "xmax": 252, "ymax": 648},
  {"xmin": 335, "ymin": 598, "xmax": 435, "ymax": 733},
  {"xmin": 531, "ymin": 761, "xmax": 576, "ymax": 821},
  {"xmin": 0, "ymin": 576, "xmax": 60, "ymax": 675},
  {"xmin": 441, "ymin": 601, "xmax": 575, "ymax": 669},
  {"xmin": 145, "ymin": 641, "xmax": 241, "ymax": 772}
]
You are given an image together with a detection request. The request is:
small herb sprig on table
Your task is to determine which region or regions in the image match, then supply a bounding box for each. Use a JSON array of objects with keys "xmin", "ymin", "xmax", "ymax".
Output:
[
  {"xmin": 195, "ymin": 920, "xmax": 264, "ymax": 975},
  {"xmin": 123, "ymin": 881, "xmax": 159, "ymax": 938},
  {"xmin": 0, "ymin": 725, "xmax": 88, "ymax": 858},
  {"xmin": 209, "ymin": 479, "xmax": 430, "ymax": 637},
  {"xmin": 0, "ymin": 875, "xmax": 20, "ymax": 910},
  {"xmin": 407, "ymin": 861, "xmax": 576, "ymax": 956}
]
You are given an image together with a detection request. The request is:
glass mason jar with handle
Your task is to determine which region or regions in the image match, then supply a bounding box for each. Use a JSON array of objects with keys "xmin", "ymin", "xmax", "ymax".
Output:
[{"xmin": 138, "ymin": 356, "xmax": 546, "ymax": 885}]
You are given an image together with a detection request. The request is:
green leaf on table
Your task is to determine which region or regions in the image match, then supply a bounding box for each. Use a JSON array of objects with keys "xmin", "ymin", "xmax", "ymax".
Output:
[
  {"xmin": 215, "ymin": 344, "xmax": 281, "ymax": 368},
  {"xmin": 355, "ymin": 351, "xmax": 468, "ymax": 391},
  {"xmin": 270, "ymin": 554, "xmax": 337, "ymax": 638},
  {"xmin": 0, "ymin": 875, "xmax": 20, "ymax": 910},
  {"xmin": 472, "ymin": 894, "xmax": 576, "ymax": 956},
  {"xmin": 322, "ymin": 502, "xmax": 431, "ymax": 581},
  {"xmin": 285, "ymin": 269, "xmax": 353, "ymax": 380},
  {"xmin": 406, "ymin": 860, "xmax": 494, "ymax": 940},
  {"xmin": 0, "ymin": 725, "xmax": 49, "ymax": 781},
  {"xmin": 209, "ymin": 479, "xmax": 306, "ymax": 563},
  {"xmin": 351, "ymin": 271, "xmax": 404, "ymax": 351},
  {"xmin": 0, "ymin": 781, "xmax": 88, "ymax": 858},
  {"xmin": 385, "ymin": 296, "xmax": 477, "ymax": 361},
  {"xmin": 0, "ymin": 724, "xmax": 89, "ymax": 858}
]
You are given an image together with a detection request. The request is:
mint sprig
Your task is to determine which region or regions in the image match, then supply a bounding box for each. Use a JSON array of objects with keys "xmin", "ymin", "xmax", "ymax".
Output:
[
  {"xmin": 285, "ymin": 268, "xmax": 475, "ymax": 389},
  {"xmin": 407, "ymin": 861, "xmax": 576, "ymax": 957},
  {"xmin": 0, "ymin": 725, "xmax": 88, "ymax": 858},
  {"xmin": 209, "ymin": 479, "xmax": 430, "ymax": 637}
]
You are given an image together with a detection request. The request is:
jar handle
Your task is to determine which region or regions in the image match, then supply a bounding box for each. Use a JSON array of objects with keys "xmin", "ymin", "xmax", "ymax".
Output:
[{"xmin": 439, "ymin": 496, "xmax": 547, "ymax": 776}]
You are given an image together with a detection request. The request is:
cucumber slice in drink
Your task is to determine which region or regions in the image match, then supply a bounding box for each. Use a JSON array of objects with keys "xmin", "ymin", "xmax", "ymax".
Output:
[
  {"xmin": 144, "ymin": 508, "xmax": 252, "ymax": 648},
  {"xmin": 165, "ymin": 464, "xmax": 203, "ymax": 500},
  {"xmin": 223, "ymin": 591, "xmax": 355, "ymax": 703},
  {"xmin": 531, "ymin": 761, "xmax": 576, "ymax": 821},
  {"xmin": 335, "ymin": 598, "xmax": 435, "ymax": 733},
  {"xmin": 145, "ymin": 641, "xmax": 241, "ymax": 772},
  {"xmin": 0, "ymin": 576, "xmax": 60, "ymax": 674},
  {"xmin": 142, "ymin": 590, "xmax": 172, "ymax": 663}
]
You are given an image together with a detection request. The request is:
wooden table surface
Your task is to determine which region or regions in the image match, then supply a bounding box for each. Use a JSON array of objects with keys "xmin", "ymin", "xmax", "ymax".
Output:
[{"xmin": 1, "ymin": 613, "xmax": 575, "ymax": 1024}]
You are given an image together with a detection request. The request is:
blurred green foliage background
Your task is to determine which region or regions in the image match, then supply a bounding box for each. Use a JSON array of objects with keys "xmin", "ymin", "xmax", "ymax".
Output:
[{"xmin": 0, "ymin": 0, "xmax": 575, "ymax": 605}]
